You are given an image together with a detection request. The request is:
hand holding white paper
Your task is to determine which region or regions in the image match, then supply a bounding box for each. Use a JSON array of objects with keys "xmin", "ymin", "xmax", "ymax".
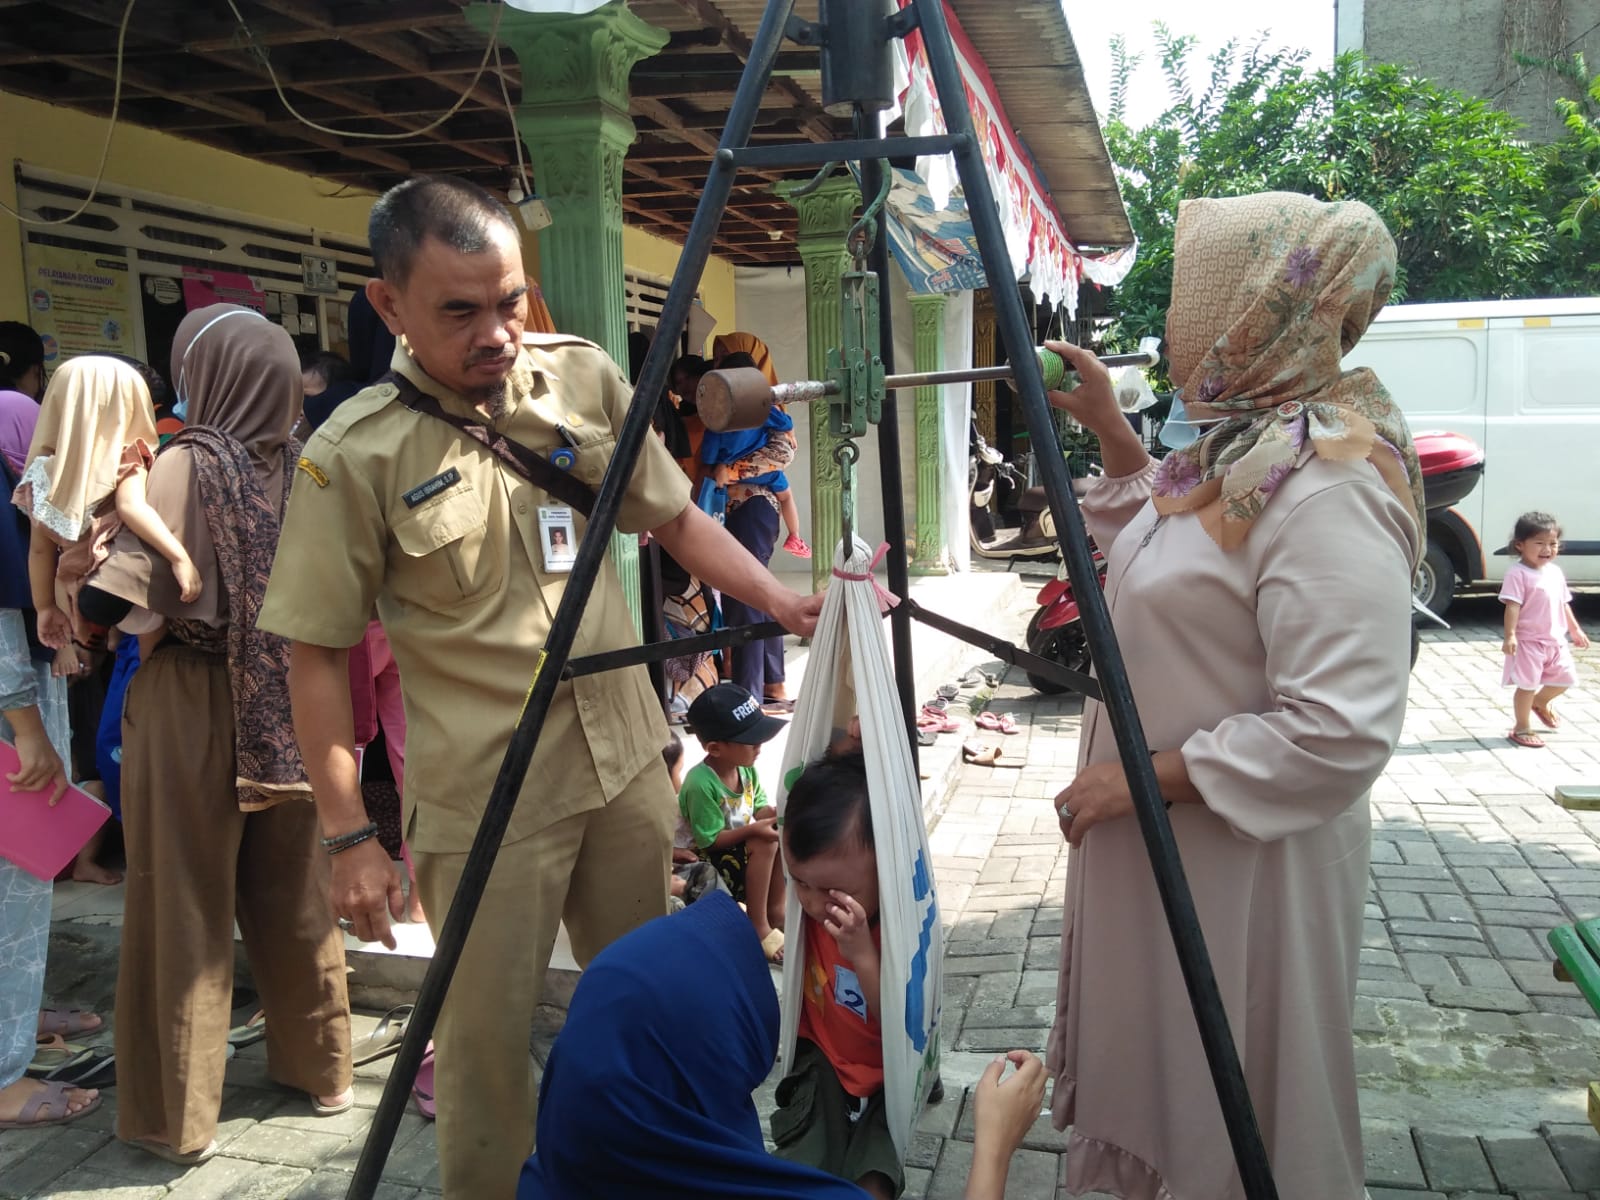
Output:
[{"xmin": 776, "ymin": 536, "xmax": 944, "ymax": 1162}]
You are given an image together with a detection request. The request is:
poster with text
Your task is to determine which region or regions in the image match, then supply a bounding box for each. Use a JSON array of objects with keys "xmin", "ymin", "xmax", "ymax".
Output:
[
  {"xmin": 23, "ymin": 242, "xmax": 136, "ymax": 366},
  {"xmin": 181, "ymin": 266, "xmax": 267, "ymax": 315}
]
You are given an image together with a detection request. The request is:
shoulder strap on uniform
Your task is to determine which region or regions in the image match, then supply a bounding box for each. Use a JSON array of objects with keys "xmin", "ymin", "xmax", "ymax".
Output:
[{"xmin": 382, "ymin": 369, "xmax": 597, "ymax": 518}]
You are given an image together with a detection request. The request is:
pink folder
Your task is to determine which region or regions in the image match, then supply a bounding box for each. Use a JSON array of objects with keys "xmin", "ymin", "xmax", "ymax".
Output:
[{"xmin": 0, "ymin": 740, "xmax": 112, "ymax": 881}]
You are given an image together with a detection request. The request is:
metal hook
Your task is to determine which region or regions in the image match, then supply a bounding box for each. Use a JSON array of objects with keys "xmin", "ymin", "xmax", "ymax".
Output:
[{"xmin": 834, "ymin": 438, "xmax": 861, "ymax": 547}]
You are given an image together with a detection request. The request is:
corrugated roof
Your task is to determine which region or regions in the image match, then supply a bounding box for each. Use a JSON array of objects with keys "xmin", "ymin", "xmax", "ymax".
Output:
[{"xmin": 947, "ymin": 0, "xmax": 1131, "ymax": 249}]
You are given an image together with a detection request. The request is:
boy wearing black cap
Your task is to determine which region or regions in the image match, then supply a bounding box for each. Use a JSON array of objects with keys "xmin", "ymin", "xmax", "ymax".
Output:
[{"xmin": 682, "ymin": 682, "xmax": 788, "ymax": 963}]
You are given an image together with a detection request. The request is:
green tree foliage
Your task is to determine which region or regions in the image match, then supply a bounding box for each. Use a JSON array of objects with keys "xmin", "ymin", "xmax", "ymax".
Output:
[{"xmin": 1100, "ymin": 33, "xmax": 1600, "ymax": 353}]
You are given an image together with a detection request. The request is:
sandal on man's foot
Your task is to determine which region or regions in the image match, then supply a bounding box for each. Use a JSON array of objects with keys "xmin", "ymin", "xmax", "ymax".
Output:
[
  {"xmin": 128, "ymin": 1137, "xmax": 217, "ymax": 1166},
  {"xmin": 311, "ymin": 1088, "xmax": 355, "ymax": 1117},
  {"xmin": 762, "ymin": 697, "xmax": 796, "ymax": 715},
  {"xmin": 0, "ymin": 1079, "xmax": 101, "ymax": 1129},
  {"xmin": 1508, "ymin": 729, "xmax": 1546, "ymax": 749}
]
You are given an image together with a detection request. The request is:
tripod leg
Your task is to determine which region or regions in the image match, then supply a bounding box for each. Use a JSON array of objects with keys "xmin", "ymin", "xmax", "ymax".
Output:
[
  {"xmin": 905, "ymin": 2, "xmax": 1279, "ymax": 1197},
  {"xmin": 855, "ymin": 108, "xmax": 920, "ymax": 764}
]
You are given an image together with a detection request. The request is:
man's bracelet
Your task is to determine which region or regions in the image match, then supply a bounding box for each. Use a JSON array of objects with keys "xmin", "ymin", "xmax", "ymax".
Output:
[{"xmin": 322, "ymin": 822, "xmax": 380, "ymax": 855}]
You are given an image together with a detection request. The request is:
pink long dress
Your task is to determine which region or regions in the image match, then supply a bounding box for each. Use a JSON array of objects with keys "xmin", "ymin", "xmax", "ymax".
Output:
[{"xmin": 1047, "ymin": 450, "xmax": 1419, "ymax": 1200}]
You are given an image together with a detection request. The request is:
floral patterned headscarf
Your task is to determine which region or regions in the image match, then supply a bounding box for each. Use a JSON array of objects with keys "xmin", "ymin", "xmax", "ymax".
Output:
[{"xmin": 1152, "ymin": 192, "xmax": 1424, "ymax": 558}]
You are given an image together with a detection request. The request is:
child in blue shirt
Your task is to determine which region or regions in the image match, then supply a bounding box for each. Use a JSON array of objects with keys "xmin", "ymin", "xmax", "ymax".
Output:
[{"xmin": 699, "ymin": 352, "xmax": 809, "ymax": 558}]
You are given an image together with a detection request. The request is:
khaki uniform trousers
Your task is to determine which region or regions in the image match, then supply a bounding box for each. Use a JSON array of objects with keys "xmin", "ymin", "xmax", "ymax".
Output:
[
  {"xmin": 115, "ymin": 644, "xmax": 352, "ymax": 1154},
  {"xmin": 413, "ymin": 760, "xmax": 676, "ymax": 1199}
]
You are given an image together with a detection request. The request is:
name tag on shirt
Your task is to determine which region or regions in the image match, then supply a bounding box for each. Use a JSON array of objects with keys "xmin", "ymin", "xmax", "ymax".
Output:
[
  {"xmin": 402, "ymin": 467, "xmax": 462, "ymax": 509},
  {"xmin": 539, "ymin": 505, "xmax": 577, "ymax": 573}
]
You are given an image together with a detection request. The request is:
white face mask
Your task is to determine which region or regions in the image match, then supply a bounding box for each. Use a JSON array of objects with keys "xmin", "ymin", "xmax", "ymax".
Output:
[
  {"xmin": 1157, "ymin": 390, "xmax": 1232, "ymax": 451},
  {"xmin": 174, "ymin": 308, "xmax": 267, "ymax": 422}
]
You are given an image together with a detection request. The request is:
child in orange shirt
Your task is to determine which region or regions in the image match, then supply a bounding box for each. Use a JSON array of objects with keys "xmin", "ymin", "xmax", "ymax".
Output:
[{"xmin": 771, "ymin": 749, "xmax": 900, "ymax": 1198}]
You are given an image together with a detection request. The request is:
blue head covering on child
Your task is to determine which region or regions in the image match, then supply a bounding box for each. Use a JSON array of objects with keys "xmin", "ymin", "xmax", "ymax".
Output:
[{"xmin": 518, "ymin": 891, "xmax": 868, "ymax": 1200}]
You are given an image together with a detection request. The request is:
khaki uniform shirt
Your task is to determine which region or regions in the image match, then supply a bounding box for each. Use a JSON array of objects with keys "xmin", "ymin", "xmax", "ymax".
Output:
[{"xmin": 258, "ymin": 337, "xmax": 689, "ymax": 854}]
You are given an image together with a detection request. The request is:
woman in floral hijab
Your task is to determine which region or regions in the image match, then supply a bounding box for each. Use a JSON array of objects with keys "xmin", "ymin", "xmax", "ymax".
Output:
[{"xmin": 1041, "ymin": 193, "xmax": 1421, "ymax": 1200}]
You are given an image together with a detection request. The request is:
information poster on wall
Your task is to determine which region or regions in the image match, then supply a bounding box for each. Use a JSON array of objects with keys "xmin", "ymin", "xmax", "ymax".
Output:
[
  {"xmin": 23, "ymin": 242, "xmax": 136, "ymax": 365},
  {"xmin": 181, "ymin": 266, "xmax": 267, "ymax": 315}
]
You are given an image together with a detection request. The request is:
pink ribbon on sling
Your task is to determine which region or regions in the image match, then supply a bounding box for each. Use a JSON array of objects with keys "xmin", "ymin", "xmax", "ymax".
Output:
[{"xmin": 832, "ymin": 542, "xmax": 900, "ymax": 613}]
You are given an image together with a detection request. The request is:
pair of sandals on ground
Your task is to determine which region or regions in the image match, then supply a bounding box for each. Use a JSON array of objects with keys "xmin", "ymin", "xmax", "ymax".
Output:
[{"xmin": 916, "ymin": 681, "xmax": 1024, "ymax": 767}]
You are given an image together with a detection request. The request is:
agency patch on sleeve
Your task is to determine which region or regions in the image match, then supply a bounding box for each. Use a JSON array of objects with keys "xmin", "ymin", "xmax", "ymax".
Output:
[
  {"xmin": 402, "ymin": 467, "xmax": 463, "ymax": 509},
  {"xmin": 296, "ymin": 456, "xmax": 330, "ymax": 488}
]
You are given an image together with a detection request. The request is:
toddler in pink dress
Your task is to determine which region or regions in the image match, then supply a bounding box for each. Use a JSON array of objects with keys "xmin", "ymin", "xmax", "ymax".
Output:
[{"xmin": 1501, "ymin": 511, "xmax": 1589, "ymax": 747}]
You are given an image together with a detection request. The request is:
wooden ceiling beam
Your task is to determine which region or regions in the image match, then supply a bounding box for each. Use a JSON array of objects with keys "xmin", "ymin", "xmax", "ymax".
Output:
[
  {"xmin": 248, "ymin": 0, "xmax": 504, "ymax": 113},
  {"xmin": 52, "ymin": 50, "xmax": 415, "ymax": 175},
  {"xmin": 664, "ymin": 0, "xmax": 835, "ymax": 143},
  {"xmin": 181, "ymin": 1, "xmax": 468, "ymax": 54},
  {"xmin": 46, "ymin": 0, "xmax": 508, "ymax": 169}
]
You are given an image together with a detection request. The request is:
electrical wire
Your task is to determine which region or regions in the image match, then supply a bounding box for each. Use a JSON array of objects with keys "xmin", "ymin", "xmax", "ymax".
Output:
[
  {"xmin": 0, "ymin": 0, "xmax": 137, "ymax": 226},
  {"xmin": 492, "ymin": 37, "xmax": 528, "ymax": 195},
  {"xmin": 1484, "ymin": 16, "xmax": 1600, "ymax": 103},
  {"xmin": 223, "ymin": 0, "xmax": 505, "ymax": 141}
]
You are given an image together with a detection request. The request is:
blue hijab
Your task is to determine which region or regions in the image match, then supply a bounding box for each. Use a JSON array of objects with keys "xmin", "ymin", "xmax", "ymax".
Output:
[{"xmin": 518, "ymin": 892, "xmax": 867, "ymax": 1200}]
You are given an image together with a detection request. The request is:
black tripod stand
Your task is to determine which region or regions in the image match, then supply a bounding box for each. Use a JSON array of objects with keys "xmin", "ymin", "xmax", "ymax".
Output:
[{"xmin": 347, "ymin": 3, "xmax": 1280, "ymax": 1197}]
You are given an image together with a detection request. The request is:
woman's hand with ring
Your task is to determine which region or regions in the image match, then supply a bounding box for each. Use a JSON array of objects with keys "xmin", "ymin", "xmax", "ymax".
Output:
[{"xmin": 1052, "ymin": 761, "xmax": 1135, "ymax": 847}]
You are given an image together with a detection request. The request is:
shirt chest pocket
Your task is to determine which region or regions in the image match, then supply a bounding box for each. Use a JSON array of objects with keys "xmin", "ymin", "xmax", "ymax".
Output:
[{"xmin": 389, "ymin": 482, "xmax": 504, "ymax": 612}]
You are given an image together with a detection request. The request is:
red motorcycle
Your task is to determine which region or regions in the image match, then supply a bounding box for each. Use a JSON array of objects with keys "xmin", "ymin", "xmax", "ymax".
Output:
[{"xmin": 1021, "ymin": 429, "xmax": 1485, "ymax": 692}]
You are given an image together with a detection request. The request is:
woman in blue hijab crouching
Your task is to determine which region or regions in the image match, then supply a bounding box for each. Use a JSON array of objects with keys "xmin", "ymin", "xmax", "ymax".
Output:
[{"xmin": 520, "ymin": 891, "xmax": 1043, "ymax": 1199}]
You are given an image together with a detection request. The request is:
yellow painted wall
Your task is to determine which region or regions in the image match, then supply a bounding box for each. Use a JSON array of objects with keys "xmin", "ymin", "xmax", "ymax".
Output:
[
  {"xmin": 623, "ymin": 222, "xmax": 737, "ymax": 355},
  {"xmin": 2, "ymin": 90, "xmax": 732, "ymax": 350}
]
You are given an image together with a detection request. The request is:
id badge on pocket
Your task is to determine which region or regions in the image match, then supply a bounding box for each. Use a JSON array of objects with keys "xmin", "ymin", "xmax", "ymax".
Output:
[{"xmin": 538, "ymin": 506, "xmax": 578, "ymax": 573}]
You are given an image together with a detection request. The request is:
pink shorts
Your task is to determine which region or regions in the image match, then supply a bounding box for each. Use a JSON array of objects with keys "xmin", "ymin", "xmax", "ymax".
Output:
[{"xmin": 1503, "ymin": 639, "xmax": 1579, "ymax": 691}]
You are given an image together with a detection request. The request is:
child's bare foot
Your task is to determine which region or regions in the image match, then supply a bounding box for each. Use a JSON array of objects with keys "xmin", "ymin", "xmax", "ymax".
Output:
[{"xmin": 71, "ymin": 855, "xmax": 123, "ymax": 886}]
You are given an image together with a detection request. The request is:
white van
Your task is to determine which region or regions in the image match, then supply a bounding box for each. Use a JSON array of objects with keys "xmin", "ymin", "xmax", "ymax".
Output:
[{"xmin": 1343, "ymin": 297, "xmax": 1600, "ymax": 612}]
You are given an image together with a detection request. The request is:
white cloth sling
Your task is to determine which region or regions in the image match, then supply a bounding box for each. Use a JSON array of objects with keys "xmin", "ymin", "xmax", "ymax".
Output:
[{"xmin": 776, "ymin": 536, "xmax": 944, "ymax": 1161}]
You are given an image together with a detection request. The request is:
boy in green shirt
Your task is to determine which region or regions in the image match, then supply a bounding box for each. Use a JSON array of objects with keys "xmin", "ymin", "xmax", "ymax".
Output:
[{"xmin": 682, "ymin": 683, "xmax": 788, "ymax": 963}]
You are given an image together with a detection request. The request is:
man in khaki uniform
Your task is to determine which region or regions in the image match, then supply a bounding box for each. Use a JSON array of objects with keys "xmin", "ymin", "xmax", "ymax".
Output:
[{"xmin": 258, "ymin": 177, "xmax": 821, "ymax": 1199}]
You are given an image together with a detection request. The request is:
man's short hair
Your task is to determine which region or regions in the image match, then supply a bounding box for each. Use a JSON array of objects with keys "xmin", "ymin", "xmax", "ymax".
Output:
[{"xmin": 368, "ymin": 176, "xmax": 521, "ymax": 287}]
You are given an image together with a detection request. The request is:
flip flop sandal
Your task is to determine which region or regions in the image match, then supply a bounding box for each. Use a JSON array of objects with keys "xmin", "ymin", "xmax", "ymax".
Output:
[
  {"xmin": 975, "ymin": 712, "xmax": 1001, "ymax": 731},
  {"xmin": 311, "ymin": 1088, "xmax": 355, "ymax": 1117},
  {"xmin": 923, "ymin": 713, "xmax": 961, "ymax": 734},
  {"xmin": 961, "ymin": 741, "xmax": 1024, "ymax": 769},
  {"xmin": 976, "ymin": 712, "xmax": 1019, "ymax": 734},
  {"xmin": 1508, "ymin": 729, "xmax": 1546, "ymax": 749},
  {"xmin": 762, "ymin": 697, "xmax": 796, "ymax": 714},
  {"xmin": 227, "ymin": 1009, "xmax": 266, "ymax": 1049},
  {"xmin": 917, "ymin": 727, "xmax": 938, "ymax": 747},
  {"xmin": 936, "ymin": 684, "xmax": 960, "ymax": 701},
  {"xmin": 351, "ymin": 1004, "xmax": 414, "ymax": 1066},
  {"xmin": 924, "ymin": 696, "xmax": 949, "ymax": 711},
  {"xmin": 760, "ymin": 928, "xmax": 786, "ymax": 964},
  {"xmin": 0, "ymin": 1080, "xmax": 103, "ymax": 1130},
  {"xmin": 1534, "ymin": 705, "xmax": 1561, "ymax": 729},
  {"xmin": 412, "ymin": 1044, "xmax": 436, "ymax": 1120},
  {"xmin": 129, "ymin": 1137, "xmax": 218, "ymax": 1166},
  {"xmin": 43, "ymin": 1050, "xmax": 115, "ymax": 1090},
  {"xmin": 27, "ymin": 1035, "xmax": 88, "ymax": 1076},
  {"xmin": 37, "ymin": 1009, "xmax": 102, "ymax": 1039}
]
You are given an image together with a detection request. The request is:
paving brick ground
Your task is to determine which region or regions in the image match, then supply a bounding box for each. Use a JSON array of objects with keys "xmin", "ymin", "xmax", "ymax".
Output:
[{"xmin": 6, "ymin": 591, "xmax": 1600, "ymax": 1199}]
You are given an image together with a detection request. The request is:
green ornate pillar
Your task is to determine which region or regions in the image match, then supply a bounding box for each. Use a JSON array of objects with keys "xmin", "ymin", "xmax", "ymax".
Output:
[
  {"xmin": 908, "ymin": 292, "xmax": 949, "ymax": 575},
  {"xmin": 776, "ymin": 175, "xmax": 860, "ymax": 591},
  {"xmin": 972, "ymin": 290, "xmax": 997, "ymax": 447},
  {"xmin": 473, "ymin": 1, "xmax": 668, "ymax": 630}
]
